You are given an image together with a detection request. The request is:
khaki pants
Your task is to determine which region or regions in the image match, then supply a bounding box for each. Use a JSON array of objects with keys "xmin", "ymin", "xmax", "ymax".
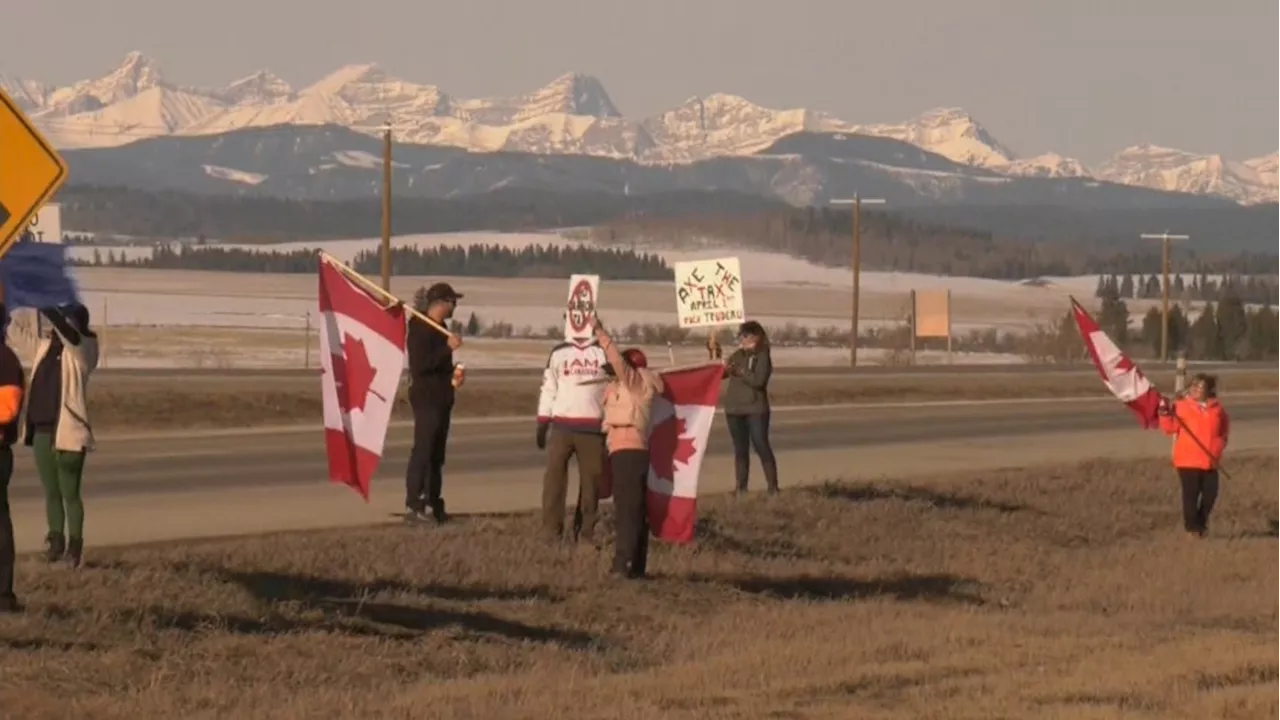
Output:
[{"xmin": 541, "ymin": 427, "xmax": 607, "ymax": 541}]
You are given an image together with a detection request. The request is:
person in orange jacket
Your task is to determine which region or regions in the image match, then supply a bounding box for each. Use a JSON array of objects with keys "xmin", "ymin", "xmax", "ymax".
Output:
[{"xmin": 1158, "ymin": 373, "xmax": 1229, "ymax": 538}]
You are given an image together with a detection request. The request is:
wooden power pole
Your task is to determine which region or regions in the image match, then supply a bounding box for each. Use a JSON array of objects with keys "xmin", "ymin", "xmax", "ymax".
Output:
[
  {"xmin": 380, "ymin": 124, "xmax": 393, "ymax": 291},
  {"xmin": 832, "ymin": 194, "xmax": 886, "ymax": 367},
  {"xmin": 1140, "ymin": 232, "xmax": 1189, "ymax": 362}
]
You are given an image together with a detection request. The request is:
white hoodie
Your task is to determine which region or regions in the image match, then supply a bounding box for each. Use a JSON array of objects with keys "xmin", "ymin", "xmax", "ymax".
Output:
[{"xmin": 536, "ymin": 340, "xmax": 610, "ymax": 433}]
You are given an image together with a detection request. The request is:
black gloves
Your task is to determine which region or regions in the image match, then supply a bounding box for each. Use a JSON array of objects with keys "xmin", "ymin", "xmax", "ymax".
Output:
[{"xmin": 536, "ymin": 423, "xmax": 549, "ymax": 450}]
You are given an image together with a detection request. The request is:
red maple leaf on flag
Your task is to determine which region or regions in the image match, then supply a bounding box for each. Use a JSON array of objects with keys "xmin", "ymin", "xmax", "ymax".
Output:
[
  {"xmin": 329, "ymin": 333, "xmax": 385, "ymax": 413},
  {"xmin": 649, "ymin": 414, "xmax": 699, "ymax": 481}
]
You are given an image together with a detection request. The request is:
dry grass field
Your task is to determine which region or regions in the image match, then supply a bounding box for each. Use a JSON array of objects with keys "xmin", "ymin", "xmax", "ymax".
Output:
[
  {"xmin": 0, "ymin": 453, "xmax": 1274, "ymax": 719},
  {"xmin": 83, "ymin": 369, "xmax": 1279, "ymax": 432}
]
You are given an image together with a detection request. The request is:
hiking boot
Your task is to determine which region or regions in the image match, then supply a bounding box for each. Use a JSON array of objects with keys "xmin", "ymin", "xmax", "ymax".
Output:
[
  {"xmin": 430, "ymin": 500, "xmax": 450, "ymax": 524},
  {"xmin": 44, "ymin": 532, "xmax": 65, "ymax": 564},
  {"xmin": 66, "ymin": 538, "xmax": 83, "ymax": 569}
]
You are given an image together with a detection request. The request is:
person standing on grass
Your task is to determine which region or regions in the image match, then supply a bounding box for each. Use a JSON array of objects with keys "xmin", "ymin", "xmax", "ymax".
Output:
[
  {"xmin": 404, "ymin": 283, "xmax": 464, "ymax": 526},
  {"xmin": 0, "ymin": 303, "xmax": 27, "ymax": 612},
  {"xmin": 594, "ymin": 316, "xmax": 664, "ymax": 579},
  {"xmin": 536, "ymin": 334, "xmax": 610, "ymax": 544},
  {"xmin": 1158, "ymin": 373, "xmax": 1229, "ymax": 538},
  {"xmin": 26, "ymin": 304, "xmax": 99, "ymax": 569},
  {"xmin": 722, "ymin": 321, "xmax": 778, "ymax": 496}
]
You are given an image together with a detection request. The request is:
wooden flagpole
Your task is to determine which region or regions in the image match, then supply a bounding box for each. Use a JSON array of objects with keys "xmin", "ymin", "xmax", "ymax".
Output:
[{"xmin": 318, "ymin": 251, "xmax": 454, "ymax": 338}]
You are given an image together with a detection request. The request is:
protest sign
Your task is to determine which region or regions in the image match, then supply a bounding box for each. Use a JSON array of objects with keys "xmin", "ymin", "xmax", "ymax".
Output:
[
  {"xmin": 674, "ymin": 257, "xmax": 744, "ymax": 329},
  {"xmin": 564, "ymin": 274, "xmax": 600, "ymax": 341}
]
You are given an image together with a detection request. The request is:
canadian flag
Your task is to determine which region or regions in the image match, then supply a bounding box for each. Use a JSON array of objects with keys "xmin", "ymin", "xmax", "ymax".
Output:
[
  {"xmin": 318, "ymin": 259, "xmax": 407, "ymax": 500},
  {"xmin": 1070, "ymin": 297, "xmax": 1164, "ymax": 429},
  {"xmin": 645, "ymin": 363, "xmax": 724, "ymax": 544}
]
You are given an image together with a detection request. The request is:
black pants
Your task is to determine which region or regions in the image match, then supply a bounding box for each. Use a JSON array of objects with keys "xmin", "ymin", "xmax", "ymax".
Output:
[
  {"xmin": 405, "ymin": 403, "xmax": 452, "ymax": 513},
  {"xmin": 725, "ymin": 412, "xmax": 778, "ymax": 491},
  {"xmin": 0, "ymin": 446, "xmax": 15, "ymax": 603},
  {"xmin": 1177, "ymin": 467, "xmax": 1219, "ymax": 533},
  {"xmin": 610, "ymin": 450, "xmax": 650, "ymax": 576}
]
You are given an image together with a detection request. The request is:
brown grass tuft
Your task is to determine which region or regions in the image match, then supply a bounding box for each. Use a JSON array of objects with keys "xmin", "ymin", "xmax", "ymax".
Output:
[{"xmin": 0, "ymin": 453, "xmax": 1275, "ymax": 718}]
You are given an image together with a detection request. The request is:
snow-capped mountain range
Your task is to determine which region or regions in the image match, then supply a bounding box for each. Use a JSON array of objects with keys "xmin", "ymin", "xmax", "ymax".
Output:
[{"xmin": 3, "ymin": 52, "xmax": 1276, "ymax": 205}]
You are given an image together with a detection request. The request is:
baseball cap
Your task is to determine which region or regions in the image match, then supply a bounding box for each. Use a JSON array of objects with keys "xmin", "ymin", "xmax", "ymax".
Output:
[{"xmin": 425, "ymin": 282, "xmax": 464, "ymax": 303}]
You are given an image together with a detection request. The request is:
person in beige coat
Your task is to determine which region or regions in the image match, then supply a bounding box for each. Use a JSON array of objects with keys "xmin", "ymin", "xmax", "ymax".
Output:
[
  {"xmin": 26, "ymin": 304, "xmax": 98, "ymax": 568},
  {"xmin": 593, "ymin": 316, "xmax": 664, "ymax": 579}
]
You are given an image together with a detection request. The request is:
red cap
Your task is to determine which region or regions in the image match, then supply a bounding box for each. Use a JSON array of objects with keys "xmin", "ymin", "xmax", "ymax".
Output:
[{"xmin": 622, "ymin": 348, "xmax": 648, "ymax": 368}]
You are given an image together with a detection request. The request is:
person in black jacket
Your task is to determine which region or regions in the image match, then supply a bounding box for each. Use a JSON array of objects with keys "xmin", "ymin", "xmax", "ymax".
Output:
[
  {"xmin": 405, "ymin": 282, "xmax": 464, "ymax": 525},
  {"xmin": 0, "ymin": 303, "xmax": 27, "ymax": 612}
]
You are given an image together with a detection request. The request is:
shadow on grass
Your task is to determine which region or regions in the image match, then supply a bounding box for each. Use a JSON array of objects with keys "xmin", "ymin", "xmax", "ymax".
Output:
[
  {"xmin": 1230, "ymin": 518, "xmax": 1279, "ymax": 540},
  {"xmin": 692, "ymin": 571, "xmax": 986, "ymax": 607},
  {"xmin": 815, "ymin": 482, "xmax": 1033, "ymax": 514},
  {"xmin": 211, "ymin": 569, "xmax": 598, "ymax": 649},
  {"xmin": 692, "ymin": 515, "xmax": 820, "ymax": 561}
]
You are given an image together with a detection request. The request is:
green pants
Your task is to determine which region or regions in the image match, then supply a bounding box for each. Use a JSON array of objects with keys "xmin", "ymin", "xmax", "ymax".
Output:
[{"xmin": 33, "ymin": 432, "xmax": 87, "ymax": 540}]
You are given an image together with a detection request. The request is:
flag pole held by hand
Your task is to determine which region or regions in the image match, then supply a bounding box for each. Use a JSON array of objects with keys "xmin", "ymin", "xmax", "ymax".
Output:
[{"xmin": 318, "ymin": 251, "xmax": 455, "ymax": 338}]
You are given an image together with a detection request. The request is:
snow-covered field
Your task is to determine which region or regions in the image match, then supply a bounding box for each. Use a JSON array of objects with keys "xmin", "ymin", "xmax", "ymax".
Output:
[{"xmin": 52, "ymin": 230, "xmax": 1211, "ymax": 368}]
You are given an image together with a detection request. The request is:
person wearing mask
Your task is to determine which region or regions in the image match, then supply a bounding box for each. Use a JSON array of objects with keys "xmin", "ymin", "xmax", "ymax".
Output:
[
  {"xmin": 1158, "ymin": 373, "xmax": 1229, "ymax": 538},
  {"xmin": 26, "ymin": 304, "xmax": 99, "ymax": 568},
  {"xmin": 593, "ymin": 316, "xmax": 664, "ymax": 579},
  {"xmin": 404, "ymin": 283, "xmax": 463, "ymax": 525},
  {"xmin": 0, "ymin": 303, "xmax": 26, "ymax": 611},
  {"xmin": 722, "ymin": 321, "xmax": 778, "ymax": 496},
  {"xmin": 536, "ymin": 334, "xmax": 610, "ymax": 544}
]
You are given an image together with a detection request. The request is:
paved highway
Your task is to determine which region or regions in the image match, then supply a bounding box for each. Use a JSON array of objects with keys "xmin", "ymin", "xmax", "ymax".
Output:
[
  {"xmin": 94, "ymin": 361, "xmax": 1272, "ymax": 383},
  {"xmin": 10, "ymin": 394, "xmax": 1274, "ymax": 503}
]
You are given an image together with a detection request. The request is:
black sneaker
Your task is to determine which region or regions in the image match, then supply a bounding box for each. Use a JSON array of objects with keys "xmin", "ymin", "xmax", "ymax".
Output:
[
  {"xmin": 430, "ymin": 500, "xmax": 450, "ymax": 524},
  {"xmin": 0, "ymin": 594, "xmax": 22, "ymax": 614}
]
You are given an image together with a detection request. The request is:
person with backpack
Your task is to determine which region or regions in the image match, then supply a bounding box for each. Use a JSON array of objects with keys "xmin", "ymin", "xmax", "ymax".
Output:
[
  {"xmin": 1158, "ymin": 373, "xmax": 1230, "ymax": 538},
  {"xmin": 721, "ymin": 320, "xmax": 778, "ymax": 495},
  {"xmin": 26, "ymin": 304, "xmax": 99, "ymax": 568}
]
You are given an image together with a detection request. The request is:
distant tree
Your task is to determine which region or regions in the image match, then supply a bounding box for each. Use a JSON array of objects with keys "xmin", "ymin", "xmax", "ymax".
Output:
[
  {"xmin": 465, "ymin": 312, "xmax": 481, "ymax": 336},
  {"xmin": 1215, "ymin": 288, "xmax": 1249, "ymax": 360},
  {"xmin": 1188, "ymin": 302, "xmax": 1222, "ymax": 360}
]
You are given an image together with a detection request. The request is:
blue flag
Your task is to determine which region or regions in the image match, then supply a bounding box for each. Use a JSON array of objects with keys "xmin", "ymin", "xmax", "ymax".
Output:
[{"xmin": 0, "ymin": 236, "xmax": 80, "ymax": 310}]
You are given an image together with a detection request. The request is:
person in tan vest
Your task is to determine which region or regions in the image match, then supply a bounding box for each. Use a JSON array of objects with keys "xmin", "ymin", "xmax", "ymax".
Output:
[
  {"xmin": 593, "ymin": 316, "xmax": 664, "ymax": 579},
  {"xmin": 26, "ymin": 304, "xmax": 98, "ymax": 569}
]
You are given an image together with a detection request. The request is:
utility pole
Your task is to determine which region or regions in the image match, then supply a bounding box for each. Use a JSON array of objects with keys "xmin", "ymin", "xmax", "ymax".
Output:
[
  {"xmin": 380, "ymin": 124, "xmax": 393, "ymax": 291},
  {"xmin": 1140, "ymin": 232, "xmax": 1189, "ymax": 363},
  {"xmin": 831, "ymin": 194, "xmax": 886, "ymax": 367}
]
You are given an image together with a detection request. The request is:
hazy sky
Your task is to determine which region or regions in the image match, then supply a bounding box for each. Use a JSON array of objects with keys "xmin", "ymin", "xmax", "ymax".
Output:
[{"xmin": 4, "ymin": 1, "xmax": 1275, "ymax": 163}]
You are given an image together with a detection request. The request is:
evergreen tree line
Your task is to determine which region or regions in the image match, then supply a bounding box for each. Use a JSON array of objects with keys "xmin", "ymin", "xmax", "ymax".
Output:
[
  {"xmin": 73, "ymin": 242, "xmax": 671, "ymax": 279},
  {"xmin": 350, "ymin": 244, "xmax": 671, "ymax": 280},
  {"xmin": 1093, "ymin": 273, "xmax": 1279, "ymax": 305},
  {"xmin": 1090, "ymin": 285, "xmax": 1277, "ymax": 361}
]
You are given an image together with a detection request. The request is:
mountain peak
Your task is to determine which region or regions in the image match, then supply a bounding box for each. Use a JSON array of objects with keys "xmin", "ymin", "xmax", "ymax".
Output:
[
  {"xmin": 222, "ymin": 70, "xmax": 294, "ymax": 104},
  {"xmin": 852, "ymin": 106, "xmax": 1015, "ymax": 168},
  {"xmin": 103, "ymin": 50, "xmax": 166, "ymax": 93},
  {"xmin": 303, "ymin": 63, "xmax": 390, "ymax": 95},
  {"xmin": 526, "ymin": 72, "xmax": 619, "ymax": 118}
]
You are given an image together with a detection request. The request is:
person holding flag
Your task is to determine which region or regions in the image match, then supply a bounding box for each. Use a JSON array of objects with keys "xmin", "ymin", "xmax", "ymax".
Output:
[
  {"xmin": 593, "ymin": 316, "xmax": 664, "ymax": 579},
  {"xmin": 404, "ymin": 282, "xmax": 464, "ymax": 525},
  {"xmin": 1158, "ymin": 374, "xmax": 1230, "ymax": 538},
  {"xmin": 0, "ymin": 233, "xmax": 96, "ymax": 568}
]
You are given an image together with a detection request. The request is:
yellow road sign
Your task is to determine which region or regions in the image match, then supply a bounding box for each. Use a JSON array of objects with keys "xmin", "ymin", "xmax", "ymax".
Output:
[{"xmin": 0, "ymin": 87, "xmax": 68, "ymax": 258}]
